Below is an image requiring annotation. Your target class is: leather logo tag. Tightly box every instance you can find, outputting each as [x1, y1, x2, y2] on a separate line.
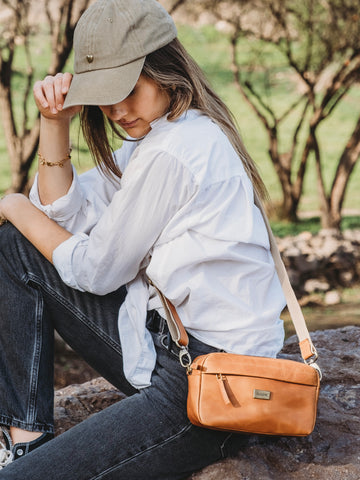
[253, 389, 271, 400]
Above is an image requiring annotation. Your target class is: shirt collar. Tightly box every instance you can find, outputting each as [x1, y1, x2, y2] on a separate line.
[150, 109, 201, 130]
[126, 109, 201, 142]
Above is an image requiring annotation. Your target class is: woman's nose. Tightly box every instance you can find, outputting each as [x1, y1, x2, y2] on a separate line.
[106, 102, 127, 121]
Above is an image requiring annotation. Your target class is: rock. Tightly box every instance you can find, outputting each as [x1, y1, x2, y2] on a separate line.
[277, 229, 360, 297]
[324, 290, 341, 305]
[338, 270, 355, 286]
[297, 231, 313, 242]
[298, 293, 324, 307]
[343, 229, 360, 243]
[54, 377, 126, 435]
[294, 254, 320, 274]
[287, 269, 301, 288]
[304, 278, 330, 293]
[54, 326, 360, 479]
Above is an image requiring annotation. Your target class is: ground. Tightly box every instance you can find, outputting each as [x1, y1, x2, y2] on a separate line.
[54, 340, 99, 389]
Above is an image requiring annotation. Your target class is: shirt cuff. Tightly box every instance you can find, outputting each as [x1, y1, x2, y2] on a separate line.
[29, 167, 84, 222]
[52, 233, 89, 291]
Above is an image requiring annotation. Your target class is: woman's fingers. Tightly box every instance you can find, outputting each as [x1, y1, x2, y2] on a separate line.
[33, 80, 49, 110]
[33, 73, 76, 119]
[41, 77, 55, 113]
[53, 73, 65, 111]
[54, 72, 74, 110]
[61, 72, 73, 95]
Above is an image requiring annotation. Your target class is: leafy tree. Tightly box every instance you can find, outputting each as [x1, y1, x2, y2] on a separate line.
[170, 0, 360, 229]
[0, 0, 90, 194]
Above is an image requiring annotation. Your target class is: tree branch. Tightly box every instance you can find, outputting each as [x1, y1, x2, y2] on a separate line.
[230, 32, 275, 131]
[312, 131, 332, 226]
[22, 34, 34, 135]
[329, 114, 360, 223]
[168, 0, 187, 15]
[292, 130, 313, 201]
[288, 99, 311, 161]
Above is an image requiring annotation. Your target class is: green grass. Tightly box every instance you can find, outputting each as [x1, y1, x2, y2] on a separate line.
[270, 215, 360, 237]
[1, 24, 360, 231]
[178, 26, 360, 217]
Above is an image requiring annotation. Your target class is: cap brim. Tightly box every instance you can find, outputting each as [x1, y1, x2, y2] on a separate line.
[63, 57, 145, 109]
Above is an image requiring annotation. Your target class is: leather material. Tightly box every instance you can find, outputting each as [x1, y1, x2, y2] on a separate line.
[187, 352, 320, 436]
[299, 338, 315, 360]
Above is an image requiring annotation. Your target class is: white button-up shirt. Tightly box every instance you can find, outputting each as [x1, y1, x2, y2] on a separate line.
[30, 109, 285, 388]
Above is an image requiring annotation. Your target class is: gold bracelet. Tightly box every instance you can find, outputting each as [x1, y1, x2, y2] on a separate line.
[38, 148, 72, 168]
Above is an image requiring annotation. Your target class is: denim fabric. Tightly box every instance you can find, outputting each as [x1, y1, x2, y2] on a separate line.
[0, 224, 243, 479]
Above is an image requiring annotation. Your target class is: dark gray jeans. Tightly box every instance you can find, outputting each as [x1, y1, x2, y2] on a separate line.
[0, 224, 242, 479]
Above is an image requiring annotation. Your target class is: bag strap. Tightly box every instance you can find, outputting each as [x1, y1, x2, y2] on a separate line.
[253, 193, 318, 364]
[149, 193, 319, 366]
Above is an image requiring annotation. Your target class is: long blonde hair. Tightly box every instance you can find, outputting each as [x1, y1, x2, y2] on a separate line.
[81, 38, 267, 199]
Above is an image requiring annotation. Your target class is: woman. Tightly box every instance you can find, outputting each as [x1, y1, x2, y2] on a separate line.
[0, 0, 285, 478]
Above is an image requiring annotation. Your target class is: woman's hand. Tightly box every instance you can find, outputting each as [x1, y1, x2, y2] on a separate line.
[0, 194, 72, 263]
[34, 73, 76, 205]
[33, 72, 81, 121]
[0, 194, 25, 226]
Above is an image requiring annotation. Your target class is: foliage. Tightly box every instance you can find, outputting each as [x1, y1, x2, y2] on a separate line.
[1, 1, 359, 234]
[171, 0, 360, 230]
[271, 215, 360, 238]
[0, 0, 90, 194]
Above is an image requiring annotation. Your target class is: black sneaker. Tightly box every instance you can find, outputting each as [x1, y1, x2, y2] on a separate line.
[0, 427, 54, 469]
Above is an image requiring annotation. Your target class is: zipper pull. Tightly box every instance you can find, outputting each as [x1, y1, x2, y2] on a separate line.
[216, 373, 231, 405]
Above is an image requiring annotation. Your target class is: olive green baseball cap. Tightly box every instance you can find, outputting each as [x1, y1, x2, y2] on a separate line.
[63, 0, 177, 109]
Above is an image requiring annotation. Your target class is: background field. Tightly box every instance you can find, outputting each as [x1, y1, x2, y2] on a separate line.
[0, 24, 359, 236]
[1, 21, 359, 387]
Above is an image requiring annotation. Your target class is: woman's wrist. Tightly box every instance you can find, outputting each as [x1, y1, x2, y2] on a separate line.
[39, 115, 72, 166]
[38, 148, 72, 168]
[40, 114, 71, 131]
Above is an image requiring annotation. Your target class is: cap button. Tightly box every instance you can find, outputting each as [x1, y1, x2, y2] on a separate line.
[86, 54, 94, 64]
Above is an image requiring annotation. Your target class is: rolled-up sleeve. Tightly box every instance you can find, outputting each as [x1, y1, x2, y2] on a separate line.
[29, 142, 136, 234]
[52, 151, 196, 295]
[52, 233, 89, 291]
[30, 167, 85, 223]
[29, 165, 121, 234]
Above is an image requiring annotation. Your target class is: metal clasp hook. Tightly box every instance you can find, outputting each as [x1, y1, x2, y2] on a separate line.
[179, 347, 192, 373]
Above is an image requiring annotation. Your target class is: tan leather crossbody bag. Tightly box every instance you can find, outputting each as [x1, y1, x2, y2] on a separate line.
[149, 195, 321, 436]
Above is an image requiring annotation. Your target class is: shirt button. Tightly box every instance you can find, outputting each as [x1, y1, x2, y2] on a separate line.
[16, 448, 24, 456]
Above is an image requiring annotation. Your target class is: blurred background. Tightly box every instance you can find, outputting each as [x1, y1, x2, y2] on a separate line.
[0, 0, 359, 388]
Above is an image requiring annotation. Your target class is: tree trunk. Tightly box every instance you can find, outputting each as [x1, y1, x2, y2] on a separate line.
[267, 129, 300, 221]
[325, 114, 360, 229]
[0, 82, 40, 194]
